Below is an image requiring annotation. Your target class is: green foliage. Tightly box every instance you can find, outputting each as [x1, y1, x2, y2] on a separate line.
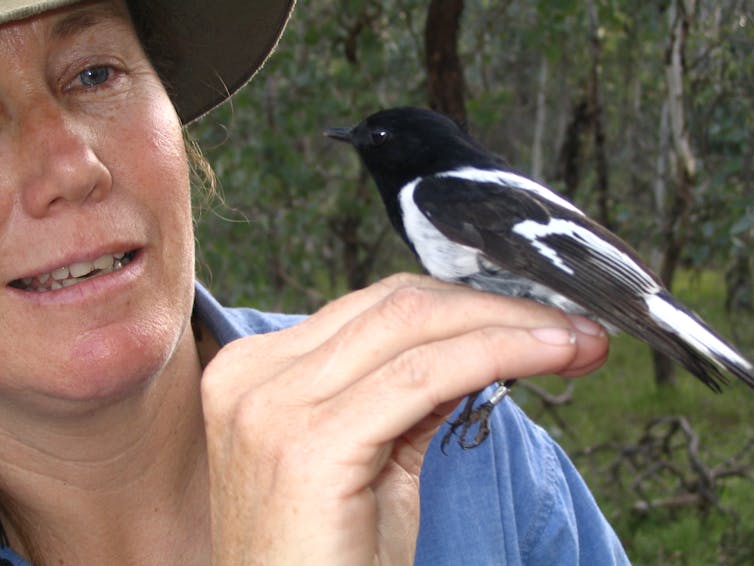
[517, 271, 754, 565]
[191, 0, 430, 310]
[192, 0, 753, 313]
[188, 1, 754, 561]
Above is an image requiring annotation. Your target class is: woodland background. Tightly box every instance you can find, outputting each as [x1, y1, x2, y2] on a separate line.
[190, 0, 754, 563]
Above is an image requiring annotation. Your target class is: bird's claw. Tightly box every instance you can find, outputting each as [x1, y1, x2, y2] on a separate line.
[441, 400, 495, 451]
[440, 380, 514, 452]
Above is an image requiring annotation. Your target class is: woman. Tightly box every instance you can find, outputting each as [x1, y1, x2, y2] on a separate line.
[0, 1, 628, 564]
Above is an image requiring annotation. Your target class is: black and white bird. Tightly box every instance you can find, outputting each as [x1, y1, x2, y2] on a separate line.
[325, 106, 754, 450]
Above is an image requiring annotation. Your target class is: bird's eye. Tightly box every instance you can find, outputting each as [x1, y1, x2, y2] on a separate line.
[369, 128, 390, 146]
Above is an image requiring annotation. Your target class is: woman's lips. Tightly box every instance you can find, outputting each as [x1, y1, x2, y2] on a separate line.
[9, 250, 137, 292]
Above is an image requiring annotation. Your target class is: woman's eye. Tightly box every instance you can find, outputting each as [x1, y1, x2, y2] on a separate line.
[78, 66, 111, 87]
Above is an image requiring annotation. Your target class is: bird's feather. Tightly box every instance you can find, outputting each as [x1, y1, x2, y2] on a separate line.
[409, 170, 753, 390]
[325, 106, 754, 409]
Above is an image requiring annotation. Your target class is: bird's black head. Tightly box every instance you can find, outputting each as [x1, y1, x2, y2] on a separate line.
[325, 107, 499, 202]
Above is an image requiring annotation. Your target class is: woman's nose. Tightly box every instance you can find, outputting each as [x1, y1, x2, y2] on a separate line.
[14, 101, 112, 218]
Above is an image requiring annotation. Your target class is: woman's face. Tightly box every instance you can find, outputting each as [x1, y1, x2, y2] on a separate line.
[0, 1, 196, 413]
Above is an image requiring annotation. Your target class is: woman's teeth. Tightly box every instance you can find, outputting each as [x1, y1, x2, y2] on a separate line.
[12, 252, 134, 292]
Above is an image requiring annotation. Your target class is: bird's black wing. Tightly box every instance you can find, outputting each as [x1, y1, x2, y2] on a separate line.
[412, 174, 749, 390]
[413, 174, 662, 298]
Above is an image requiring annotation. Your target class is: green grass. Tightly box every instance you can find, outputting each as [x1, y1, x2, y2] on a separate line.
[515, 270, 754, 565]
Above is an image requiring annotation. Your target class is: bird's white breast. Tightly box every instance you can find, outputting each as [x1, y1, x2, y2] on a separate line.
[399, 179, 480, 281]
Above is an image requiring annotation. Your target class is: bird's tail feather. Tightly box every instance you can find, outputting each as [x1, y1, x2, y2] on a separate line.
[644, 291, 754, 391]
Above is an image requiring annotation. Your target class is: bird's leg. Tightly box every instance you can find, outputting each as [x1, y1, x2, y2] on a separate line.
[441, 379, 516, 452]
[441, 390, 483, 454]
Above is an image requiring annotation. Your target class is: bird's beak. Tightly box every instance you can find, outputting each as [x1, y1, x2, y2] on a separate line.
[324, 127, 354, 143]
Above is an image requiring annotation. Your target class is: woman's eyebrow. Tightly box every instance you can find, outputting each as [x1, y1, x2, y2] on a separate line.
[51, 3, 128, 40]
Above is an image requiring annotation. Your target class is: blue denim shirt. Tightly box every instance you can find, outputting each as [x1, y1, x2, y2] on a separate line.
[0, 282, 630, 565]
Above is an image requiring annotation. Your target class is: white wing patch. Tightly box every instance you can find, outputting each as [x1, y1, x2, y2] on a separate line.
[399, 179, 480, 281]
[513, 217, 661, 292]
[516, 228, 574, 275]
[645, 294, 753, 370]
[438, 167, 585, 216]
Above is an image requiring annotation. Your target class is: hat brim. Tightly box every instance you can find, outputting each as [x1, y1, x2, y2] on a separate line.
[0, 0, 294, 124]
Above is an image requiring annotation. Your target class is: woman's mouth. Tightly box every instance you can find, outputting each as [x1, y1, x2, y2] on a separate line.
[9, 251, 137, 292]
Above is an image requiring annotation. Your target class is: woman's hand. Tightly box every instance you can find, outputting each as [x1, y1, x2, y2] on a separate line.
[201, 274, 608, 565]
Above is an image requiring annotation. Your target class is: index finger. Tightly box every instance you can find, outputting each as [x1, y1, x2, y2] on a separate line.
[260, 273, 466, 357]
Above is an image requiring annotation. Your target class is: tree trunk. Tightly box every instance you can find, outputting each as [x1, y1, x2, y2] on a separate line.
[653, 101, 670, 220]
[425, 0, 467, 127]
[653, 0, 698, 387]
[531, 56, 549, 180]
[329, 171, 387, 291]
[587, 0, 611, 229]
[725, 252, 753, 343]
[557, 97, 590, 200]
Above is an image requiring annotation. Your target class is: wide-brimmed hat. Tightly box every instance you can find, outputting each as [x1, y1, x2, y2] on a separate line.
[0, 0, 294, 124]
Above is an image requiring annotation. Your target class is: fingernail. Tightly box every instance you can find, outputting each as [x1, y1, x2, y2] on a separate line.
[530, 327, 576, 345]
[568, 315, 605, 337]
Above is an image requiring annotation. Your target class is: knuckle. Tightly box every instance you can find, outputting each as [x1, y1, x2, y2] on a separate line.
[476, 326, 506, 354]
[467, 327, 509, 375]
[386, 346, 435, 391]
[378, 285, 435, 329]
[200, 335, 280, 412]
[200, 354, 233, 410]
[200, 340, 245, 389]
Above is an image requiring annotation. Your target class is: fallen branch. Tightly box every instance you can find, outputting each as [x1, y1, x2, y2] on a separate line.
[574, 415, 754, 518]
